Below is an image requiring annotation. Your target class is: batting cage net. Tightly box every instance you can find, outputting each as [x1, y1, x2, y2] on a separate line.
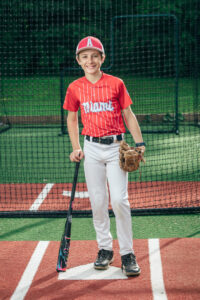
[0, 0, 199, 216]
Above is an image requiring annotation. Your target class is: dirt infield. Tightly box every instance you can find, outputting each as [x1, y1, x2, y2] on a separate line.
[1, 238, 199, 299]
[0, 181, 199, 213]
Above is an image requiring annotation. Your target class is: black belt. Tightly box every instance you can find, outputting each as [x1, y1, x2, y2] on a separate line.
[85, 134, 123, 145]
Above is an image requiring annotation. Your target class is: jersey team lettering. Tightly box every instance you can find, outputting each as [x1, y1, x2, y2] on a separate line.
[82, 100, 114, 114]
[63, 73, 133, 136]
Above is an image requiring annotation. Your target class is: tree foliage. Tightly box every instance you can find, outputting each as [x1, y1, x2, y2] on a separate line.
[0, 0, 199, 76]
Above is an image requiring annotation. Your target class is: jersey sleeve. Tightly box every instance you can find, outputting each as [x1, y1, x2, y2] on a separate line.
[63, 84, 80, 112]
[118, 80, 133, 109]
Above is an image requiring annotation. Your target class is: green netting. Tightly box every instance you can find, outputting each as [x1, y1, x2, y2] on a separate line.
[0, 0, 199, 216]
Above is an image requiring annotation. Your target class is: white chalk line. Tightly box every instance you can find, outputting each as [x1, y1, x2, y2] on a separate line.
[10, 241, 49, 300]
[148, 238, 168, 300]
[63, 190, 89, 198]
[10, 238, 168, 298]
[29, 183, 54, 211]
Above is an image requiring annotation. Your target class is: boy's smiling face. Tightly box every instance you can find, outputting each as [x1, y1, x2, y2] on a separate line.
[76, 49, 105, 76]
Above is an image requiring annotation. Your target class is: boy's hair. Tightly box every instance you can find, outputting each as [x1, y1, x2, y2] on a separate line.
[77, 51, 104, 59]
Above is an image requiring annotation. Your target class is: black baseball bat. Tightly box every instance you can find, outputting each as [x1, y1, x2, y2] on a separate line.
[56, 162, 80, 272]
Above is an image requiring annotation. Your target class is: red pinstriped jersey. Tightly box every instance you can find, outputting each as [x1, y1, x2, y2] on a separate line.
[63, 72, 132, 137]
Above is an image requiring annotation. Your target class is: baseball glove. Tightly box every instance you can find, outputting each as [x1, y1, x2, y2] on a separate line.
[119, 140, 145, 172]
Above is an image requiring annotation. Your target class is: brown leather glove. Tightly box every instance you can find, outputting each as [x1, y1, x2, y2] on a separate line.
[119, 140, 145, 172]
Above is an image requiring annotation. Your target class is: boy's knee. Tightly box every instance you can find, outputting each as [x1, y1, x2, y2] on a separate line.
[111, 194, 129, 212]
[90, 192, 108, 212]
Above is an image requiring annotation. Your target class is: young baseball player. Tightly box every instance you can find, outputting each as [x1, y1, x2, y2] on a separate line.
[63, 36, 146, 276]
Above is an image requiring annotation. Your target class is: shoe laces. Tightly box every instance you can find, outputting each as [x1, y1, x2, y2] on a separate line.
[122, 253, 136, 266]
[98, 249, 108, 259]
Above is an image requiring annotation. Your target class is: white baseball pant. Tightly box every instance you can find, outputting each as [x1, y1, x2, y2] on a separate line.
[83, 138, 134, 256]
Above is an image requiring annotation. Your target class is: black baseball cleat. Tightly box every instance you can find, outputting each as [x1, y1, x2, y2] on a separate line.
[121, 253, 141, 276]
[94, 249, 114, 270]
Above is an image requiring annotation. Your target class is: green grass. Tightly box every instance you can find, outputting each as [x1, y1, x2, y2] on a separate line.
[0, 215, 199, 241]
[0, 76, 199, 116]
[125, 77, 198, 114]
[0, 126, 199, 183]
[0, 128, 85, 183]
[0, 77, 61, 117]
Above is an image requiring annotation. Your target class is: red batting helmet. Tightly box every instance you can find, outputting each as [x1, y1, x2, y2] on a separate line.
[76, 36, 105, 55]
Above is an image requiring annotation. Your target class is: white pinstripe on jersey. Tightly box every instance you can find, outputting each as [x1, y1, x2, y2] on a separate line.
[63, 73, 132, 137]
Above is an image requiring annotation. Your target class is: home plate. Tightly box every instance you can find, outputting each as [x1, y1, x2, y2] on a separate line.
[58, 263, 128, 280]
